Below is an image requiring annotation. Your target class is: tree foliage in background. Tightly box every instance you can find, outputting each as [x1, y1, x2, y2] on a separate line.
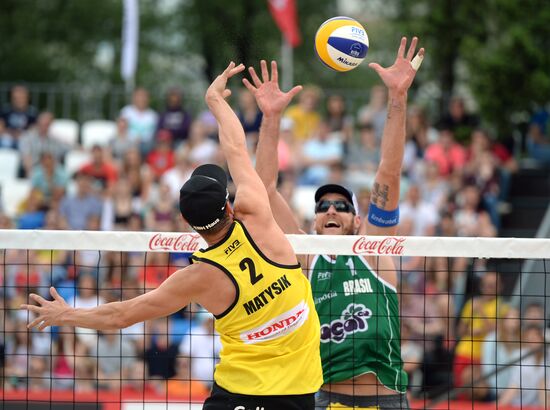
[0, 0, 122, 83]
[395, 0, 550, 136]
[461, 0, 550, 136]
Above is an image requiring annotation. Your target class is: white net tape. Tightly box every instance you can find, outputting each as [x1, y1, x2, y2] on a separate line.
[1, 229, 549, 258]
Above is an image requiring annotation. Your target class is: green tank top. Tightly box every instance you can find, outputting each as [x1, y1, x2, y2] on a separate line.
[309, 254, 407, 393]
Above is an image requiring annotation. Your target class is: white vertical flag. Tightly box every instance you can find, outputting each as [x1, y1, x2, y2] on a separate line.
[121, 0, 139, 90]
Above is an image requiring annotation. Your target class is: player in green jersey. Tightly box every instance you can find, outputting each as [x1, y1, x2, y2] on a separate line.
[243, 37, 424, 409]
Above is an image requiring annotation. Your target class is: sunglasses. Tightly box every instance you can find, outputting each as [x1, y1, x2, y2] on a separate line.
[315, 200, 356, 214]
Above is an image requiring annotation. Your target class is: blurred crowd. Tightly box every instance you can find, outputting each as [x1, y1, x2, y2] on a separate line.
[0, 83, 549, 405]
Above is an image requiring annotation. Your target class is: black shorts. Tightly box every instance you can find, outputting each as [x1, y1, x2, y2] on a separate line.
[203, 383, 316, 410]
[315, 389, 410, 410]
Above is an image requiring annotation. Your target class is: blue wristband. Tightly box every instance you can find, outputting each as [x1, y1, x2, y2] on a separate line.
[367, 203, 399, 227]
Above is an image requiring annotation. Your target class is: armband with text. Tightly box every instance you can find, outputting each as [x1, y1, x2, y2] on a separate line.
[367, 203, 399, 227]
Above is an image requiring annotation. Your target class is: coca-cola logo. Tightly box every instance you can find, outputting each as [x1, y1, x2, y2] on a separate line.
[320, 303, 372, 343]
[148, 233, 201, 252]
[352, 237, 405, 256]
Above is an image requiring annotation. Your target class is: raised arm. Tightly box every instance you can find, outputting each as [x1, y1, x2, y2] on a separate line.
[21, 263, 206, 331]
[243, 60, 304, 234]
[360, 37, 424, 236]
[205, 62, 272, 219]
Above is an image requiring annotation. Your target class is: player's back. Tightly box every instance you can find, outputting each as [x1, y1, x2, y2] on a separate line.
[191, 219, 322, 395]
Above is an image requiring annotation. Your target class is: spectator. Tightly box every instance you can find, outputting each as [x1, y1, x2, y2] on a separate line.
[79, 145, 118, 194]
[167, 357, 210, 398]
[109, 117, 137, 162]
[147, 129, 175, 180]
[298, 120, 343, 185]
[182, 120, 220, 166]
[424, 127, 467, 177]
[157, 87, 193, 145]
[120, 87, 158, 155]
[399, 185, 440, 237]
[1, 85, 38, 139]
[18, 112, 69, 177]
[284, 85, 322, 140]
[161, 150, 193, 201]
[59, 172, 102, 230]
[526, 122, 550, 167]
[236, 88, 262, 140]
[30, 152, 68, 205]
[144, 324, 179, 380]
[454, 184, 496, 237]
[325, 94, 354, 143]
[15, 188, 46, 230]
[523, 302, 546, 329]
[481, 307, 522, 400]
[100, 177, 142, 231]
[91, 331, 137, 391]
[439, 96, 480, 143]
[357, 85, 387, 142]
[0, 118, 16, 149]
[137, 252, 172, 291]
[178, 310, 221, 387]
[144, 182, 177, 231]
[66, 274, 105, 351]
[453, 271, 509, 401]
[417, 160, 449, 212]
[405, 105, 439, 159]
[120, 146, 153, 202]
[4, 321, 32, 389]
[345, 123, 380, 189]
[499, 324, 548, 407]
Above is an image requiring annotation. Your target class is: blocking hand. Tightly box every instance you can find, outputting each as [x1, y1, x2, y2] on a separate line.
[369, 36, 425, 95]
[205, 61, 246, 105]
[243, 60, 302, 117]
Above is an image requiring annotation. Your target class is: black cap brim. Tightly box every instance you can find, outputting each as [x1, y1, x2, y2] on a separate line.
[315, 184, 354, 203]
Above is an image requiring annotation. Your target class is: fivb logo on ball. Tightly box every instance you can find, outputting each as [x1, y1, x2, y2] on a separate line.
[315, 16, 369, 72]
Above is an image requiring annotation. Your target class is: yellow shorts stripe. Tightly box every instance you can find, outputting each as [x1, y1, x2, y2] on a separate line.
[329, 403, 379, 410]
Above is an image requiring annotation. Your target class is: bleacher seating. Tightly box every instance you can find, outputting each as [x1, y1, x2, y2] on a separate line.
[0, 149, 20, 182]
[50, 119, 80, 147]
[0, 178, 32, 217]
[81, 120, 117, 149]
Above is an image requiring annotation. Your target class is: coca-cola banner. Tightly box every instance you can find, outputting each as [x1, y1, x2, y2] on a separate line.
[148, 233, 203, 252]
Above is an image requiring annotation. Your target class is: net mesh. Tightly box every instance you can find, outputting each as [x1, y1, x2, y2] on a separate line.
[0, 231, 549, 410]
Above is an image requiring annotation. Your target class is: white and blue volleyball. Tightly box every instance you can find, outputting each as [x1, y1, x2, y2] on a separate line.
[314, 16, 369, 72]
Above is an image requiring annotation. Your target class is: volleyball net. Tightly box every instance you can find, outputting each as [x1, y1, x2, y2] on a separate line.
[0, 230, 549, 410]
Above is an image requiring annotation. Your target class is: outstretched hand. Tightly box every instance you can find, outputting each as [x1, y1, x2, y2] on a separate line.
[21, 287, 71, 331]
[369, 36, 425, 95]
[205, 61, 246, 104]
[243, 60, 302, 117]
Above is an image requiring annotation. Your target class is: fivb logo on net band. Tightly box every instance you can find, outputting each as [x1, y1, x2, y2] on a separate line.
[148, 233, 201, 252]
[240, 301, 309, 344]
[352, 236, 405, 256]
[320, 303, 372, 344]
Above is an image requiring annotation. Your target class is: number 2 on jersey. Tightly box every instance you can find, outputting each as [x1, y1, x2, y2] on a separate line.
[240, 257, 264, 285]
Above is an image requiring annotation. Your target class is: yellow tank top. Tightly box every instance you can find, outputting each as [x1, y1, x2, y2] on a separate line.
[191, 220, 322, 396]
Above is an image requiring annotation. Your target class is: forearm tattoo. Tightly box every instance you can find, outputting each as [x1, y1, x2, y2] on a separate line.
[371, 182, 390, 209]
[387, 98, 404, 120]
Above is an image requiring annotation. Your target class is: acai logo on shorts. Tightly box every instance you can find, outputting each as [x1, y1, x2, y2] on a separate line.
[320, 303, 372, 343]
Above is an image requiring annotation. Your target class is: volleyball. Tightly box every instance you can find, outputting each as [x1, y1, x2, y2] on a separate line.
[314, 16, 369, 72]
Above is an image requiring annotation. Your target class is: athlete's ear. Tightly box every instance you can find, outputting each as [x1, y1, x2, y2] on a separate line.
[353, 214, 361, 234]
[225, 201, 234, 217]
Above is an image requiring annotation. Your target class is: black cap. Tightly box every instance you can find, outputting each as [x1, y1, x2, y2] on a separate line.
[315, 184, 354, 203]
[315, 184, 360, 214]
[179, 164, 229, 231]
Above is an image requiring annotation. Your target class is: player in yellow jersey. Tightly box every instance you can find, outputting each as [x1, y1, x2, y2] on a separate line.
[21, 62, 323, 410]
